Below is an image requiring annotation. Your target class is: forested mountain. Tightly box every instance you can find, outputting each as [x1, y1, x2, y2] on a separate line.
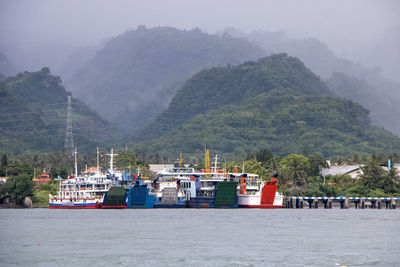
[130, 54, 400, 159]
[0, 68, 115, 154]
[66, 26, 267, 132]
[224, 29, 400, 136]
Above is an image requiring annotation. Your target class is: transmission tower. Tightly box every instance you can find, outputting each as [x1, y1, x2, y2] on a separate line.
[64, 95, 74, 152]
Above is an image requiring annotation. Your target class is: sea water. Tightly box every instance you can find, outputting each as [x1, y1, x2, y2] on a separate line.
[0, 209, 399, 266]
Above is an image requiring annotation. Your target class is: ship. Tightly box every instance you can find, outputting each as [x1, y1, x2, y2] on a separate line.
[156, 153, 237, 208]
[180, 175, 238, 208]
[153, 179, 187, 208]
[49, 172, 112, 209]
[125, 178, 156, 208]
[237, 173, 284, 208]
[49, 147, 126, 209]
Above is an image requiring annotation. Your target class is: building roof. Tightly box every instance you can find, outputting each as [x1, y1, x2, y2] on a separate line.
[82, 167, 98, 174]
[321, 165, 364, 176]
[149, 164, 175, 173]
[40, 172, 50, 178]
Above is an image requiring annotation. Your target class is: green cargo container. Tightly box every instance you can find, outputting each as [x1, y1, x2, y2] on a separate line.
[214, 181, 238, 208]
[102, 187, 126, 208]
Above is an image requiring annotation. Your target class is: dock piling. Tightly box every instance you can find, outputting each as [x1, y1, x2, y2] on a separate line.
[313, 197, 318, 208]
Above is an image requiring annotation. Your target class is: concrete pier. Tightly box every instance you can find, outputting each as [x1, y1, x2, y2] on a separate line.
[287, 197, 399, 209]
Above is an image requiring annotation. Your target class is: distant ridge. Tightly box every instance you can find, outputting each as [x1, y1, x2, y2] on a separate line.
[130, 54, 400, 158]
[66, 26, 267, 132]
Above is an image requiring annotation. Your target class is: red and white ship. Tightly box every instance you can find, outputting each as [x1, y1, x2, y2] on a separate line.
[238, 174, 284, 208]
[49, 173, 112, 209]
[49, 148, 117, 209]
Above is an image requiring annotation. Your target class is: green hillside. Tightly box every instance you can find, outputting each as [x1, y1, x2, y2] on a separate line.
[225, 29, 400, 136]
[0, 68, 115, 154]
[131, 54, 400, 159]
[66, 26, 267, 132]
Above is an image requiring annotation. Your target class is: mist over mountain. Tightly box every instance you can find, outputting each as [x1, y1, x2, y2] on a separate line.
[130, 54, 400, 159]
[0, 52, 20, 76]
[0, 42, 79, 79]
[0, 68, 115, 154]
[221, 28, 400, 136]
[66, 26, 267, 132]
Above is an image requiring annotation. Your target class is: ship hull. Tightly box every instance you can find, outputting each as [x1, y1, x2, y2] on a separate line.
[238, 204, 284, 208]
[153, 203, 186, 208]
[238, 193, 284, 209]
[49, 201, 99, 209]
[99, 204, 127, 209]
[187, 197, 215, 208]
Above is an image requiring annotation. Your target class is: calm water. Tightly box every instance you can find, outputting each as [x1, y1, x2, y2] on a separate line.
[0, 209, 399, 266]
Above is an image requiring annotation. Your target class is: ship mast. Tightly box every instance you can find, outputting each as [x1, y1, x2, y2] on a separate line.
[96, 147, 100, 173]
[179, 152, 183, 168]
[213, 154, 219, 173]
[107, 148, 118, 173]
[73, 147, 79, 177]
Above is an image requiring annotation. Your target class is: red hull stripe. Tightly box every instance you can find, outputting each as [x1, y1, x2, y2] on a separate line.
[49, 205, 97, 209]
[238, 204, 284, 209]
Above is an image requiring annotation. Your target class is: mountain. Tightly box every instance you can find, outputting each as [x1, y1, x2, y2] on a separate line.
[223, 29, 400, 136]
[56, 45, 100, 81]
[326, 72, 400, 135]
[0, 52, 20, 76]
[130, 54, 400, 159]
[0, 68, 115, 154]
[66, 26, 267, 133]
[224, 29, 380, 80]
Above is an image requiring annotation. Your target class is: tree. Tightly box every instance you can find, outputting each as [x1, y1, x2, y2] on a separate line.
[1, 154, 8, 168]
[360, 156, 386, 191]
[0, 173, 34, 203]
[115, 152, 138, 171]
[381, 167, 400, 194]
[280, 154, 310, 186]
[255, 148, 273, 165]
[306, 153, 328, 177]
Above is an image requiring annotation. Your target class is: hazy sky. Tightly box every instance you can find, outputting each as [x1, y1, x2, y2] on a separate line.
[0, 0, 399, 70]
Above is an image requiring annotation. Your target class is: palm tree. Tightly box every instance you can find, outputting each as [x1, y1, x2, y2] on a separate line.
[360, 157, 385, 189]
[280, 154, 309, 186]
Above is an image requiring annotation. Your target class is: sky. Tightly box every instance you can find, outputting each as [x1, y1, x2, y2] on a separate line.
[0, 0, 399, 76]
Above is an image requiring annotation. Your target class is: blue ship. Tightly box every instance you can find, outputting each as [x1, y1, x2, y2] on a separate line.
[125, 178, 155, 208]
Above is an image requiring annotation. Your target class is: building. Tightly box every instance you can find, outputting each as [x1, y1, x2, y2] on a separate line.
[33, 171, 51, 185]
[321, 165, 365, 179]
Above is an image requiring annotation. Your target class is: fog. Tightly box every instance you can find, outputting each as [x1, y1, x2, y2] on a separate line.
[0, 0, 399, 81]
